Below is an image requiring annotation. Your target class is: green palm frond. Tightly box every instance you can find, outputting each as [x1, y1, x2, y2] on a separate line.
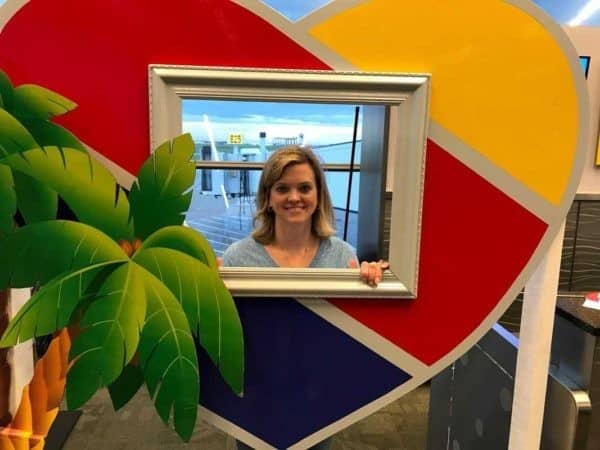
[0, 108, 38, 156]
[0, 69, 87, 227]
[12, 84, 76, 120]
[139, 225, 218, 270]
[0, 147, 133, 240]
[0, 220, 127, 289]
[134, 247, 244, 394]
[0, 70, 14, 110]
[108, 363, 144, 411]
[67, 262, 146, 409]
[129, 134, 195, 240]
[137, 268, 199, 442]
[0, 261, 125, 347]
[0, 115, 85, 225]
[0, 164, 15, 235]
[20, 117, 85, 151]
[12, 170, 57, 224]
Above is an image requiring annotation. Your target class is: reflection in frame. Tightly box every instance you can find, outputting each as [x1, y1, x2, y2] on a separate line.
[149, 65, 430, 298]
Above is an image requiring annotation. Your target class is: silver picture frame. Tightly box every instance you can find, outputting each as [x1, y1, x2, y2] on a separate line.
[149, 65, 430, 298]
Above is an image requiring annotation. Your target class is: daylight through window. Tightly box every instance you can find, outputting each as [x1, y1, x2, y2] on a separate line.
[182, 99, 363, 255]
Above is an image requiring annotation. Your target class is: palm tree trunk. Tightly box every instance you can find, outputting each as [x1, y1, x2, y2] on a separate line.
[0, 288, 12, 426]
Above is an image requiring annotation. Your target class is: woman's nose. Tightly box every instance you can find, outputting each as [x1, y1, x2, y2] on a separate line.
[288, 189, 300, 201]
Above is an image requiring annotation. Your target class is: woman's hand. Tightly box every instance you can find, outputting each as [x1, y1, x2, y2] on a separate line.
[348, 259, 389, 287]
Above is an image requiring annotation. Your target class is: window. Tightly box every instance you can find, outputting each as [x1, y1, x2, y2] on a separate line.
[182, 99, 362, 252]
[149, 65, 429, 298]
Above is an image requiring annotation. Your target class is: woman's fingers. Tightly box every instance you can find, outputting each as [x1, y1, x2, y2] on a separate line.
[372, 262, 381, 286]
[360, 261, 377, 286]
[217, 257, 223, 268]
[359, 260, 389, 286]
[360, 261, 370, 283]
[348, 258, 359, 269]
[370, 262, 379, 286]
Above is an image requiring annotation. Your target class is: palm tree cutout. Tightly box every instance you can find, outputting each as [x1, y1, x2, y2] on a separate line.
[0, 70, 244, 442]
[0, 69, 88, 231]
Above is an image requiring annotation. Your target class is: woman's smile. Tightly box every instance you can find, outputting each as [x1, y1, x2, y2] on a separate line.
[284, 204, 305, 211]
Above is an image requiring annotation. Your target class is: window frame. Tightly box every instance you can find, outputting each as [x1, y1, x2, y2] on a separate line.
[149, 64, 430, 298]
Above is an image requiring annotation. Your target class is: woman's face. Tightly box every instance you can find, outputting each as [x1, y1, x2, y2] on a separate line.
[268, 162, 318, 228]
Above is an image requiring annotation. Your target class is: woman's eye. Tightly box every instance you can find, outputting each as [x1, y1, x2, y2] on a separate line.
[275, 186, 288, 193]
[299, 186, 312, 193]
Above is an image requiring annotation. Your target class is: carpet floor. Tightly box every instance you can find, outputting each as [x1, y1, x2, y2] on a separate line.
[59, 384, 430, 450]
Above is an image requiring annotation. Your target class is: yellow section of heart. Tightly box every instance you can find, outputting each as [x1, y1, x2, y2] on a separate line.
[310, 0, 581, 206]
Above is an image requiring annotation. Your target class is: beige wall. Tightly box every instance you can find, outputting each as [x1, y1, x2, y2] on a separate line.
[564, 26, 600, 194]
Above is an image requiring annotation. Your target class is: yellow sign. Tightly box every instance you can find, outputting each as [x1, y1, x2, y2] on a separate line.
[228, 133, 243, 145]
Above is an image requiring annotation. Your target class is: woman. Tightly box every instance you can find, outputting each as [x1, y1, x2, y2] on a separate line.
[222, 145, 387, 285]
[224, 145, 387, 450]
[222, 145, 387, 450]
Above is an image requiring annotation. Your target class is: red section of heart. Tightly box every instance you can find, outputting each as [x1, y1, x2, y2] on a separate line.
[0, 0, 329, 173]
[332, 140, 548, 365]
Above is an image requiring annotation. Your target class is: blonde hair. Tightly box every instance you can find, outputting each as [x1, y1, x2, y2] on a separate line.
[252, 145, 336, 245]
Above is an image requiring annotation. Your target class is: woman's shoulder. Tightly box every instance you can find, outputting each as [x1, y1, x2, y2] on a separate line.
[222, 237, 273, 267]
[222, 236, 258, 259]
[224, 236, 259, 252]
